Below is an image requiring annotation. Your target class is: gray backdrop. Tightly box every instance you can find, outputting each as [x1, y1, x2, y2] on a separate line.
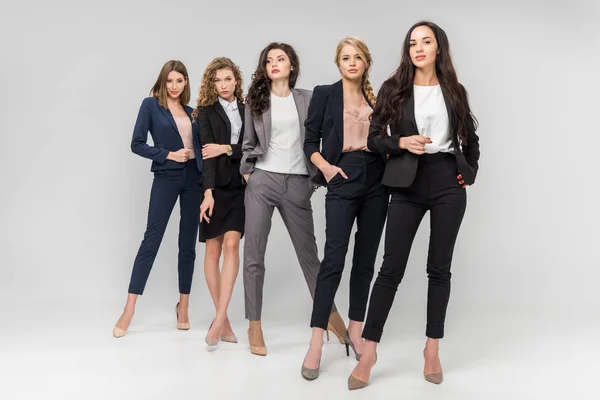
[1, 1, 599, 391]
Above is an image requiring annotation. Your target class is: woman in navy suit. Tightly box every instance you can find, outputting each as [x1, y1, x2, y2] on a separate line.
[194, 57, 246, 347]
[113, 60, 203, 338]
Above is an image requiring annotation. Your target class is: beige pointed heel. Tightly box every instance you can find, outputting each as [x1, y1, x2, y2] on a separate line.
[112, 326, 127, 338]
[205, 321, 220, 347]
[175, 303, 190, 330]
[423, 348, 443, 384]
[327, 311, 346, 344]
[221, 334, 238, 343]
[248, 320, 267, 356]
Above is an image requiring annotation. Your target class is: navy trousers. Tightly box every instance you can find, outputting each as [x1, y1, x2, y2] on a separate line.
[128, 160, 201, 295]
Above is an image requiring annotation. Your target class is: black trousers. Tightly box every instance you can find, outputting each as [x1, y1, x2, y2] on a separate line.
[128, 160, 201, 295]
[310, 151, 388, 329]
[362, 152, 467, 341]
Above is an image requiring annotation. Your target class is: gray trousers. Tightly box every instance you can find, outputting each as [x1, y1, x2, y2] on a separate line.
[243, 168, 337, 320]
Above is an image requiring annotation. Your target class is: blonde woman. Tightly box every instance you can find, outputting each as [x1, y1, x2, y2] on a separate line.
[301, 37, 388, 379]
[194, 57, 245, 347]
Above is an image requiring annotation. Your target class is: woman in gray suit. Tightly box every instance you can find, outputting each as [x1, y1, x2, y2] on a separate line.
[241, 42, 346, 356]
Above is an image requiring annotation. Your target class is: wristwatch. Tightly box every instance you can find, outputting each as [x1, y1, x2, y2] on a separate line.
[226, 145, 233, 157]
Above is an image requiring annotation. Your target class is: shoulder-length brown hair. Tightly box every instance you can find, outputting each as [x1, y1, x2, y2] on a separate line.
[246, 42, 300, 117]
[150, 60, 191, 109]
[193, 57, 244, 119]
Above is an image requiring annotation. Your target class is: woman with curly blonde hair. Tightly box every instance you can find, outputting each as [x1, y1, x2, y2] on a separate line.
[194, 57, 245, 348]
[300, 37, 388, 380]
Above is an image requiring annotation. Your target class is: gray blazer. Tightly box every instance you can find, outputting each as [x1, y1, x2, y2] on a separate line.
[240, 88, 318, 178]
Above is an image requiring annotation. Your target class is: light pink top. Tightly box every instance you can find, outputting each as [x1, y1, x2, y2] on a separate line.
[343, 99, 373, 152]
[174, 116, 195, 159]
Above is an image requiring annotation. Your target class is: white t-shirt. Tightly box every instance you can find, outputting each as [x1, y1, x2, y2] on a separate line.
[255, 92, 308, 175]
[414, 84, 454, 154]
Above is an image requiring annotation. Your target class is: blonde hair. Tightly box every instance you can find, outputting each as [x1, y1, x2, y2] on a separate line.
[150, 60, 190, 109]
[334, 37, 376, 106]
[193, 57, 244, 119]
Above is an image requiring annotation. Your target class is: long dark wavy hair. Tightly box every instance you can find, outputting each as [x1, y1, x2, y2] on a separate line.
[373, 21, 477, 143]
[246, 42, 300, 116]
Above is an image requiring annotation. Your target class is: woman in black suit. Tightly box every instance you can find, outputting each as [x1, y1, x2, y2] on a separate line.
[348, 21, 480, 389]
[301, 37, 388, 380]
[194, 57, 245, 347]
[113, 60, 202, 338]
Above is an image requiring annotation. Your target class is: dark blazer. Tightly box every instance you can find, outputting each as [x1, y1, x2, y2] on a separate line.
[304, 80, 379, 186]
[131, 97, 202, 173]
[240, 88, 318, 179]
[197, 101, 245, 189]
[367, 83, 480, 187]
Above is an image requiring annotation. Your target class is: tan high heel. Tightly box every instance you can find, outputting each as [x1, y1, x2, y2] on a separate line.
[327, 311, 346, 344]
[248, 320, 267, 356]
[175, 303, 190, 330]
[112, 326, 127, 338]
[347, 352, 377, 390]
[343, 330, 362, 361]
[423, 349, 443, 384]
[205, 320, 220, 347]
[220, 318, 238, 343]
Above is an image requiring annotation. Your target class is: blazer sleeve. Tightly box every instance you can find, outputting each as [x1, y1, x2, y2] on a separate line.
[460, 85, 480, 181]
[240, 105, 258, 175]
[198, 108, 217, 189]
[303, 85, 327, 159]
[366, 83, 406, 155]
[130, 99, 170, 163]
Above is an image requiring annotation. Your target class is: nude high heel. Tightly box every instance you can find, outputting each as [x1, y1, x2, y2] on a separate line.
[176, 303, 190, 330]
[248, 320, 267, 356]
[112, 327, 127, 338]
[326, 311, 346, 344]
[423, 348, 443, 384]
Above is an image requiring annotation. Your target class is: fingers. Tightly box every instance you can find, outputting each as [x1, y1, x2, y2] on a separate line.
[413, 136, 432, 144]
[208, 203, 214, 217]
[338, 168, 348, 179]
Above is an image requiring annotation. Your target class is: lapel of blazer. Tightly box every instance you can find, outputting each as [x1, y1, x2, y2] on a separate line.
[214, 102, 232, 143]
[292, 88, 307, 142]
[404, 91, 418, 134]
[238, 102, 245, 144]
[159, 104, 180, 135]
[329, 80, 344, 144]
[439, 85, 457, 143]
[261, 104, 272, 146]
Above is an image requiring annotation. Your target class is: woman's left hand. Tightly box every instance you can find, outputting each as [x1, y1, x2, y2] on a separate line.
[457, 174, 467, 189]
[202, 144, 228, 159]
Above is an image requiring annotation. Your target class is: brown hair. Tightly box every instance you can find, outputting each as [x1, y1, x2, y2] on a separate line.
[193, 57, 244, 119]
[335, 36, 376, 106]
[150, 60, 191, 109]
[246, 42, 300, 116]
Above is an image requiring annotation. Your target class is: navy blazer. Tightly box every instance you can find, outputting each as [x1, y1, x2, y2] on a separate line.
[304, 80, 379, 186]
[367, 82, 480, 187]
[131, 97, 203, 174]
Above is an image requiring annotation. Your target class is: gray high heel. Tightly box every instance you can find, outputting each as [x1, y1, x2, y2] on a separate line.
[343, 330, 361, 361]
[301, 358, 320, 381]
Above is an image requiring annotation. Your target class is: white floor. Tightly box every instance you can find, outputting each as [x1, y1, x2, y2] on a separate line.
[1, 302, 598, 400]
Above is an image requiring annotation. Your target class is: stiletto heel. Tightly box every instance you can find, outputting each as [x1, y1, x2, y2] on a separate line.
[175, 302, 190, 330]
[343, 330, 361, 361]
[326, 329, 330, 341]
[345, 342, 350, 357]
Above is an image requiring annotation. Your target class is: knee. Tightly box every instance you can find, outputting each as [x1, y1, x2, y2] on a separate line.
[223, 237, 240, 256]
[426, 265, 452, 283]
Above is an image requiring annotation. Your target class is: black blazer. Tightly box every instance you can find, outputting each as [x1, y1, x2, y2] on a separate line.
[367, 83, 480, 187]
[304, 80, 379, 186]
[131, 97, 202, 173]
[197, 101, 245, 189]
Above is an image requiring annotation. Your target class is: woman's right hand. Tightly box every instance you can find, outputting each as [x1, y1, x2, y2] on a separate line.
[399, 135, 433, 155]
[168, 149, 191, 162]
[200, 191, 214, 223]
[243, 173, 250, 183]
[321, 163, 348, 183]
